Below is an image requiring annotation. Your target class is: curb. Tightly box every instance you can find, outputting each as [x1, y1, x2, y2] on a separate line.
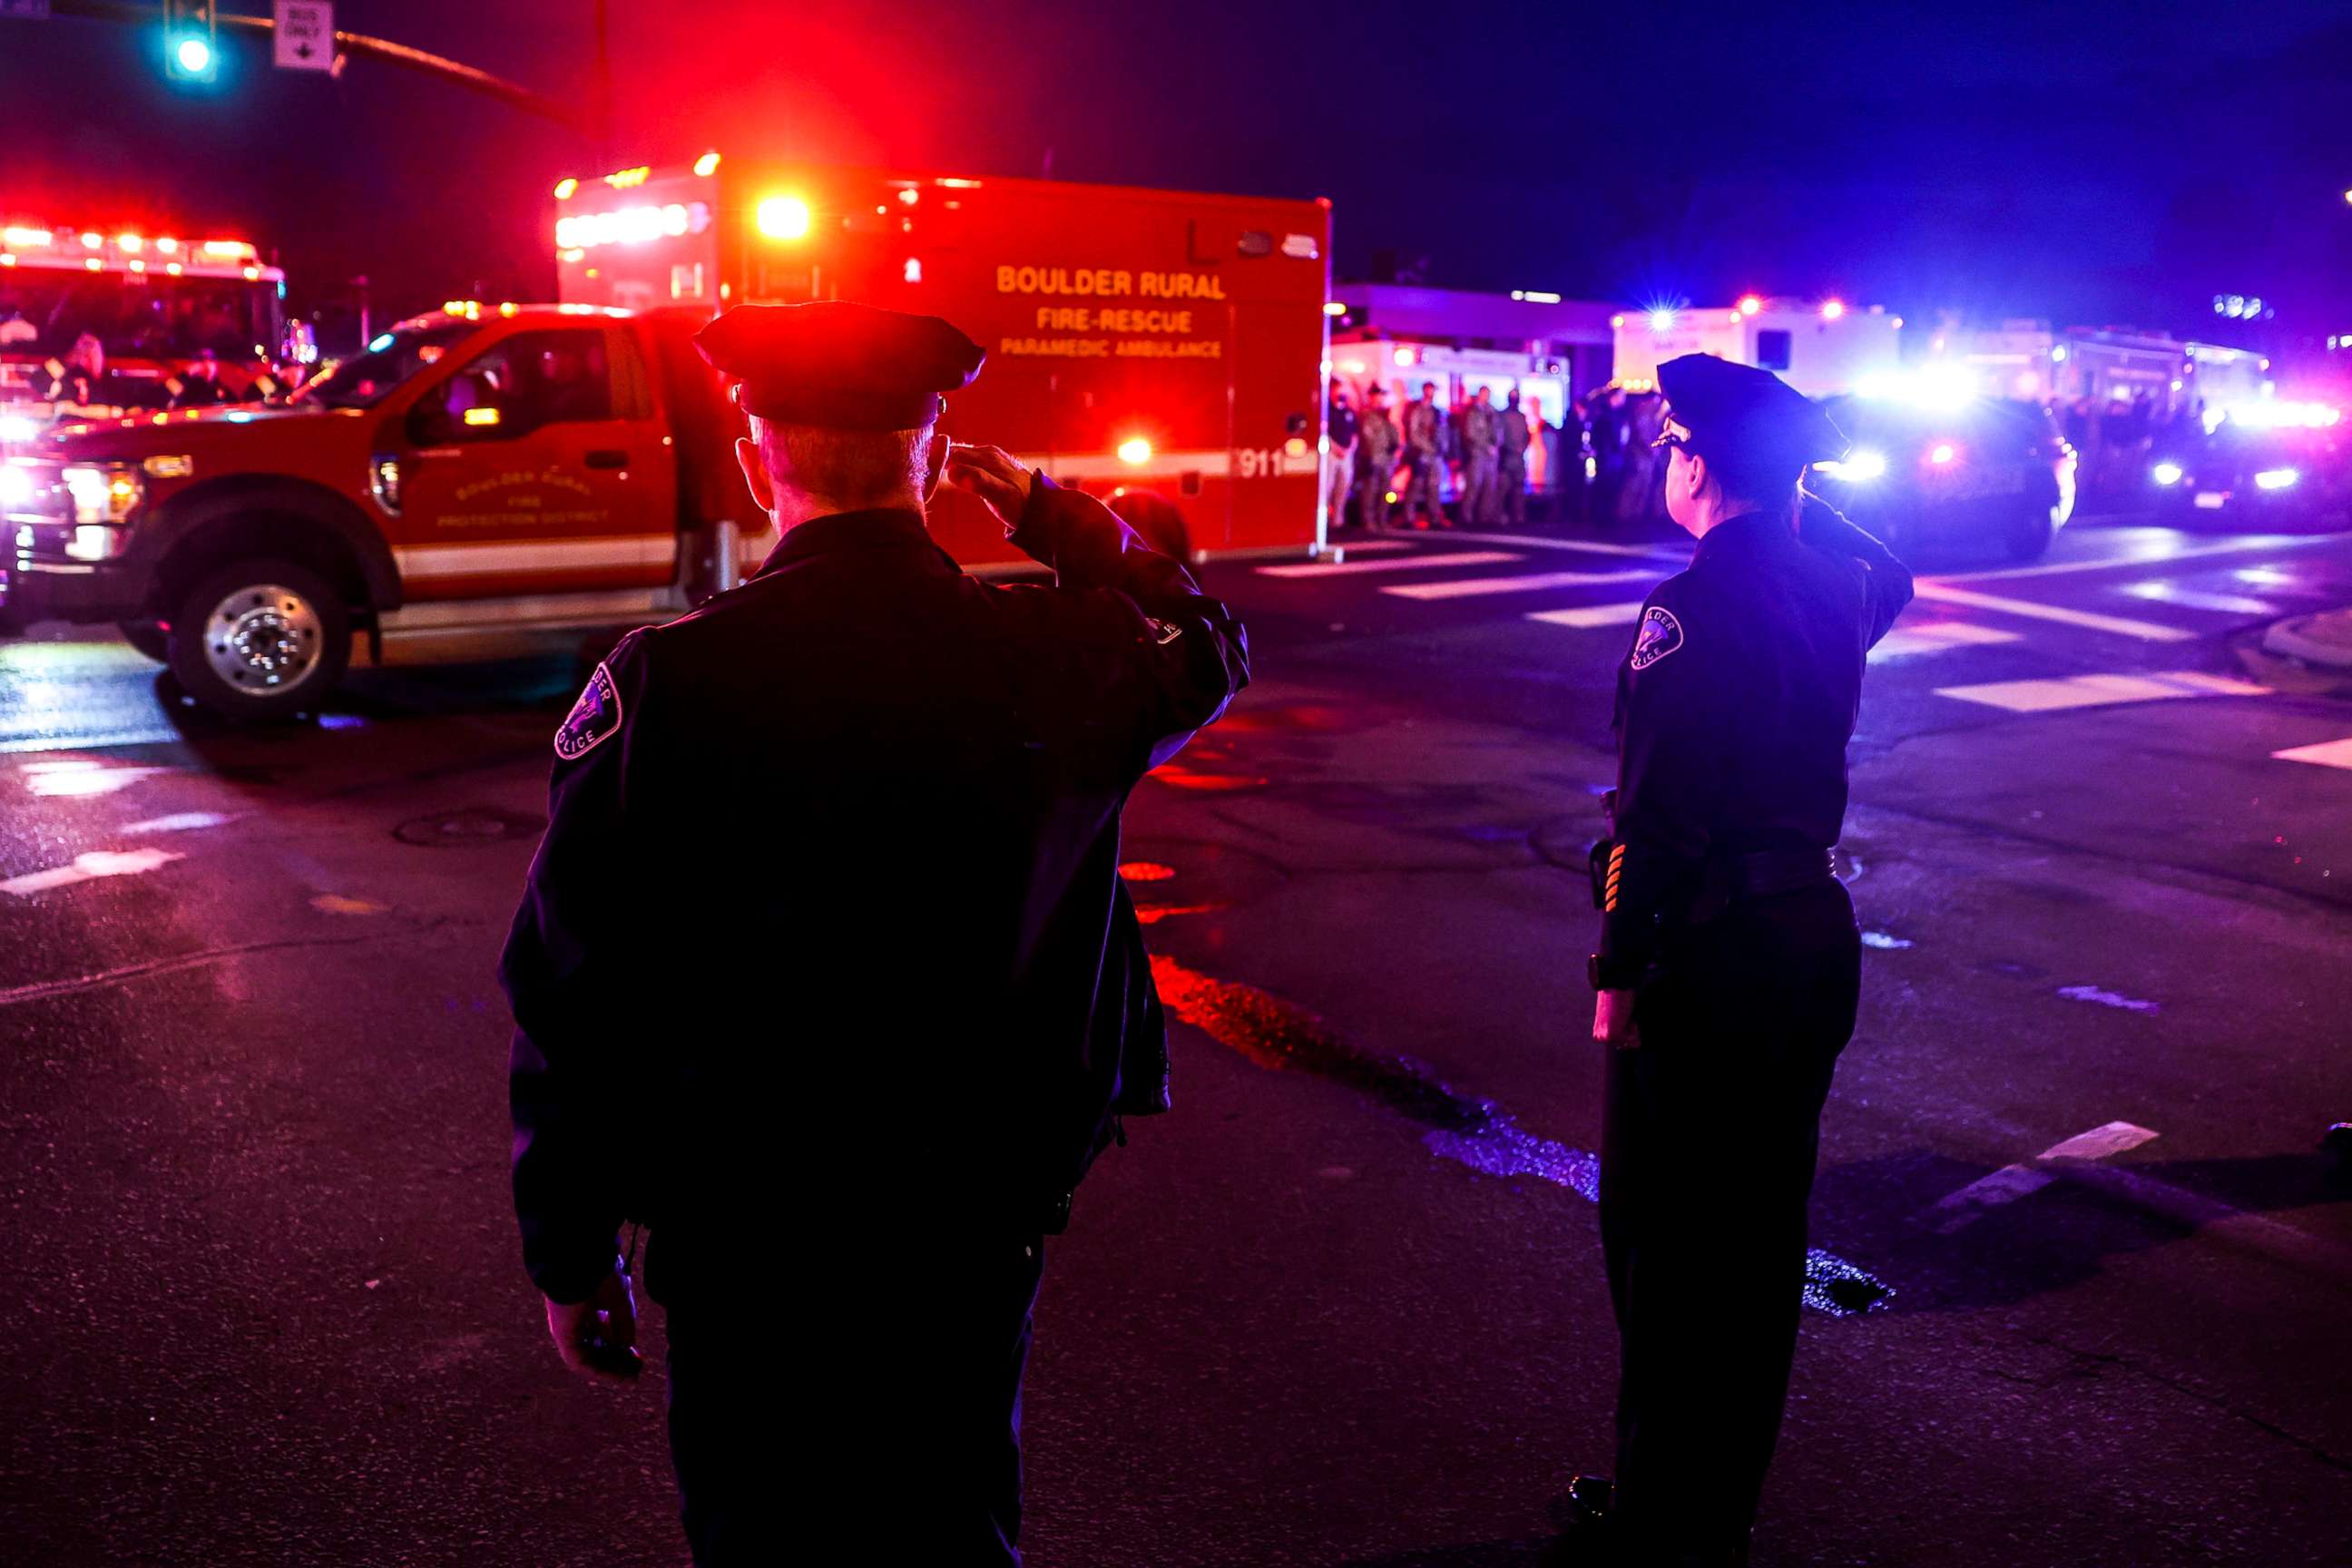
[2261, 612, 2352, 671]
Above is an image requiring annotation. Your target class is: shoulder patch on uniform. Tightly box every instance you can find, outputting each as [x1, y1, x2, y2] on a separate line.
[1630, 604, 1685, 671]
[554, 662, 624, 760]
[1142, 615, 1183, 646]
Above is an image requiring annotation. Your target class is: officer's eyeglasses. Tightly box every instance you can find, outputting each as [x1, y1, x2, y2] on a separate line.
[1652, 419, 1690, 453]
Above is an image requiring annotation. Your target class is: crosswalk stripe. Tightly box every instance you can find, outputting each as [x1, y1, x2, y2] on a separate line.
[1446, 529, 1686, 560]
[1257, 550, 1523, 579]
[1527, 602, 1645, 630]
[1936, 532, 2338, 583]
[2114, 583, 2281, 615]
[1383, 568, 1656, 601]
[1909, 583, 2199, 641]
[1935, 671, 2271, 712]
[2272, 737, 2352, 770]
[1867, 621, 2022, 662]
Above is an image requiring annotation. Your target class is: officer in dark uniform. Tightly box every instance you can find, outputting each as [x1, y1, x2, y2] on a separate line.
[165, 348, 236, 410]
[498, 300, 1250, 1565]
[1563, 354, 1911, 1566]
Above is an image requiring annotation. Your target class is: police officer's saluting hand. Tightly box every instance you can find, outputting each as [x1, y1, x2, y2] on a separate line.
[497, 301, 1248, 1566]
[1563, 354, 1910, 1566]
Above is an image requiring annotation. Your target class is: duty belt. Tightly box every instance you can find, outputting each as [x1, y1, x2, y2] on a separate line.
[1725, 847, 1839, 900]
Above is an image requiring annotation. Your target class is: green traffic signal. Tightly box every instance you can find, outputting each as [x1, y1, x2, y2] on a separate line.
[162, 0, 218, 83]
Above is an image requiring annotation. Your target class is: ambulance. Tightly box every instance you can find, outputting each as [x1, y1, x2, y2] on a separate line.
[1609, 298, 1903, 398]
[553, 156, 1333, 569]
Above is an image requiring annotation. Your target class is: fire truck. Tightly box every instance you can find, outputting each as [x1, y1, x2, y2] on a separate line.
[553, 156, 1333, 568]
[0, 221, 287, 438]
[0, 164, 1330, 721]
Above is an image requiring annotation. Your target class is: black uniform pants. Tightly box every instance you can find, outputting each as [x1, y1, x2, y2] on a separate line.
[1599, 883, 1861, 1565]
[663, 1230, 1047, 1564]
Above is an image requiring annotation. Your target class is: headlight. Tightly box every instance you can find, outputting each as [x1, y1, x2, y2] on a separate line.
[0, 463, 34, 508]
[2151, 461, 2183, 486]
[1815, 448, 1887, 482]
[0, 415, 37, 444]
[62, 465, 141, 524]
[2254, 467, 2299, 491]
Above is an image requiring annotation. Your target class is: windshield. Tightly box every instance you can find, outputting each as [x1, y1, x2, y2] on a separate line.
[297, 321, 480, 409]
[0, 268, 281, 362]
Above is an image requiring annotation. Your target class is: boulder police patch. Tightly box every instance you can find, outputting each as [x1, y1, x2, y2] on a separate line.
[1629, 605, 1685, 671]
[554, 662, 624, 760]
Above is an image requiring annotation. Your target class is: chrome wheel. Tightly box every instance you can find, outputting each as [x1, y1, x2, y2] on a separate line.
[201, 583, 325, 693]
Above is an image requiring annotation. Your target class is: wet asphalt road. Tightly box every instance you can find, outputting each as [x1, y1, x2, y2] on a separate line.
[3, 508, 2350, 1566]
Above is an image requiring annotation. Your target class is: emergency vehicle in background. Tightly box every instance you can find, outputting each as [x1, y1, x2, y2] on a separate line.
[553, 155, 1332, 568]
[1609, 297, 1902, 397]
[0, 220, 287, 437]
[1916, 318, 2270, 413]
[1325, 284, 1617, 426]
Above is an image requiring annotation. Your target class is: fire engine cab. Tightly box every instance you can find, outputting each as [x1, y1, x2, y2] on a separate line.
[0, 221, 287, 439]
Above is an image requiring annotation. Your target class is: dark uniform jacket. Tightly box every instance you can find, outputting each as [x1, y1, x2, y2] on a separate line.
[1597, 496, 1910, 985]
[500, 479, 1250, 1302]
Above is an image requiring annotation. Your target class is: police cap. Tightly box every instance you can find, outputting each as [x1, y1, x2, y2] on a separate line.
[1658, 353, 1846, 470]
[693, 301, 986, 431]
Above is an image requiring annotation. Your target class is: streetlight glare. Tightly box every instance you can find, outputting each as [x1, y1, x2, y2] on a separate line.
[174, 36, 211, 74]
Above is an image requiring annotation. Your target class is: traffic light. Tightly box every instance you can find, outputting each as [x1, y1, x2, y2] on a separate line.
[162, 0, 218, 83]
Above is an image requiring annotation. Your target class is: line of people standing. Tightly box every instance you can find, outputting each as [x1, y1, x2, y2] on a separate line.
[1332, 377, 1682, 533]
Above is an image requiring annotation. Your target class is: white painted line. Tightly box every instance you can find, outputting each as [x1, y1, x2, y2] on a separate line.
[2273, 737, 2352, 771]
[1446, 529, 1687, 560]
[1, 848, 185, 897]
[1934, 532, 2337, 584]
[2041, 1121, 2161, 1161]
[1909, 583, 2200, 641]
[1934, 670, 2271, 712]
[1920, 1120, 2161, 1233]
[1317, 540, 1416, 558]
[2115, 582, 2281, 615]
[19, 760, 171, 798]
[1382, 568, 1655, 601]
[1257, 550, 1523, 579]
[122, 812, 231, 835]
[1867, 620, 2023, 662]
[1527, 602, 1645, 630]
[2058, 985, 2161, 1014]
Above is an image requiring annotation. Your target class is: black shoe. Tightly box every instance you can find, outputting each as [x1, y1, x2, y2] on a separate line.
[2326, 1123, 2352, 1185]
[1538, 1475, 1619, 1564]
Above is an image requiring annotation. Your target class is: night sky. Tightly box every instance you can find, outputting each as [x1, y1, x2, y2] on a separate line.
[5, 1, 2349, 352]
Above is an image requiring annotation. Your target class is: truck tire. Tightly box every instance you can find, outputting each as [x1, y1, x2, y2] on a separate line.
[166, 560, 350, 722]
[117, 620, 171, 663]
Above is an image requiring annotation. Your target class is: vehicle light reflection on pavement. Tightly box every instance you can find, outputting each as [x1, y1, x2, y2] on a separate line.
[1149, 953, 1895, 1316]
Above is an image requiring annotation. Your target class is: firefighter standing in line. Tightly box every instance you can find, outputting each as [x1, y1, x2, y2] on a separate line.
[39, 333, 108, 410]
[1404, 379, 1448, 527]
[499, 300, 1250, 1566]
[165, 348, 236, 410]
[1561, 353, 1911, 1567]
[1358, 386, 1401, 531]
[1459, 385, 1501, 526]
[1327, 377, 1360, 532]
[1498, 389, 1534, 527]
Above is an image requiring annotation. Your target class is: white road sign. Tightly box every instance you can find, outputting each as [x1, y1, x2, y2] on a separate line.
[273, 0, 333, 71]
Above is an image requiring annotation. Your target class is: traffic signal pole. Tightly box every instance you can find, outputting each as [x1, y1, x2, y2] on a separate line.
[50, 0, 603, 142]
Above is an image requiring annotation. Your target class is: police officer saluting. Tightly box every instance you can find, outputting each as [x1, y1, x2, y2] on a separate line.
[499, 301, 1249, 1564]
[1563, 354, 1910, 1565]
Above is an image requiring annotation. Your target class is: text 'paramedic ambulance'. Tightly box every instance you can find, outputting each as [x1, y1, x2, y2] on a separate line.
[554, 156, 1333, 568]
[0, 220, 288, 435]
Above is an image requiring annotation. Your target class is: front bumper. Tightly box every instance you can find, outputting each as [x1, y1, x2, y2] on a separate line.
[0, 558, 149, 631]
